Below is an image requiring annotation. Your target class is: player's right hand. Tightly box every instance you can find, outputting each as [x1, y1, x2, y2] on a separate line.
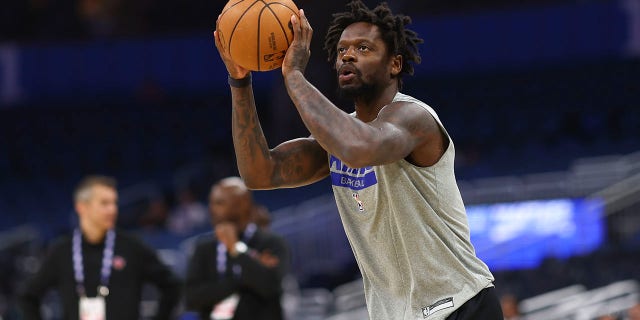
[214, 16, 249, 80]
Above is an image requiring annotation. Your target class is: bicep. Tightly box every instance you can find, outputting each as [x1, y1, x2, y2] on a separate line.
[261, 138, 329, 189]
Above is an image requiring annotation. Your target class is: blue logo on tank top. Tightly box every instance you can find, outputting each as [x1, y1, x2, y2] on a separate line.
[329, 155, 377, 190]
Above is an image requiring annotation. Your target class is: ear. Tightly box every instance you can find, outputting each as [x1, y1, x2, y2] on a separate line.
[75, 202, 85, 217]
[390, 54, 402, 76]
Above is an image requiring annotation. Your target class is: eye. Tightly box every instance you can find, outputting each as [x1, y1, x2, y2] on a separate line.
[337, 47, 346, 54]
[358, 45, 370, 51]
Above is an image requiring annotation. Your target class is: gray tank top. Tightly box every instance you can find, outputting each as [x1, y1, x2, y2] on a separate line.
[329, 92, 494, 320]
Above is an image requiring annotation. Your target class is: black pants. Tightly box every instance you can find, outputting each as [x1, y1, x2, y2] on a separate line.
[445, 287, 503, 320]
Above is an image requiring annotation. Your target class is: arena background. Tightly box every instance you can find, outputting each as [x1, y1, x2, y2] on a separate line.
[1, 0, 639, 319]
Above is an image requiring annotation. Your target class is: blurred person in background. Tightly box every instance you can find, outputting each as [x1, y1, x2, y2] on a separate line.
[629, 302, 640, 320]
[166, 187, 209, 235]
[184, 177, 289, 320]
[213, 0, 501, 319]
[251, 204, 272, 231]
[500, 294, 521, 320]
[138, 195, 171, 231]
[19, 175, 181, 320]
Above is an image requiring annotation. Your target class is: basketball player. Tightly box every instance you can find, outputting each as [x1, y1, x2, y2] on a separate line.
[213, 1, 502, 319]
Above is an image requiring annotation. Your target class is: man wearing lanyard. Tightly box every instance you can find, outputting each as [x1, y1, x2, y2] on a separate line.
[184, 177, 290, 320]
[19, 175, 181, 320]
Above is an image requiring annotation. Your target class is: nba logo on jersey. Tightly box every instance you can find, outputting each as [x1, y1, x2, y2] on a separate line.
[329, 155, 378, 191]
[352, 193, 364, 211]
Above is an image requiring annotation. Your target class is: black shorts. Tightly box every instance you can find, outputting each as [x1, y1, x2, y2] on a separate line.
[445, 286, 503, 320]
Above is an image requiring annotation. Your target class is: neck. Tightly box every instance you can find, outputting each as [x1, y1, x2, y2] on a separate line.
[80, 221, 108, 244]
[354, 84, 398, 122]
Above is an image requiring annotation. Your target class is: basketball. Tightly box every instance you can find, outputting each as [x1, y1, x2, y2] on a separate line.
[217, 0, 299, 71]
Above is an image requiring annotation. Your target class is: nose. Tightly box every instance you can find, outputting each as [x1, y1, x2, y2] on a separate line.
[107, 202, 118, 215]
[341, 47, 356, 62]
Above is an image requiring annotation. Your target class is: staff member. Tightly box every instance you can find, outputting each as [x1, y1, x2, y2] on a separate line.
[185, 177, 289, 320]
[19, 175, 181, 320]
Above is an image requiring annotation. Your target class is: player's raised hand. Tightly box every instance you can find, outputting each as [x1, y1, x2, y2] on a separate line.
[282, 9, 312, 76]
[214, 15, 249, 79]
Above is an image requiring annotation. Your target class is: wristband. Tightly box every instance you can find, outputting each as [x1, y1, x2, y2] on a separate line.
[228, 73, 252, 88]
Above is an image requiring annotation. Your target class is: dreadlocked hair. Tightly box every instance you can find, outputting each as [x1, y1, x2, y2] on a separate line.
[323, 0, 423, 89]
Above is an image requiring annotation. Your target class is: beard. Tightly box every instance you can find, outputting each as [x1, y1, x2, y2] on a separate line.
[336, 78, 384, 103]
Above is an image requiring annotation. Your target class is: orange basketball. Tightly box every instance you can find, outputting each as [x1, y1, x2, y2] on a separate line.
[217, 0, 299, 71]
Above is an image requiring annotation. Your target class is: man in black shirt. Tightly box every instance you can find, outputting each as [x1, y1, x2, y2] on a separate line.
[19, 175, 181, 320]
[185, 177, 289, 320]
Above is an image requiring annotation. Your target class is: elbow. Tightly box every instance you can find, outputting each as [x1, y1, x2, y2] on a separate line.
[239, 175, 259, 189]
[240, 175, 274, 190]
[238, 162, 284, 190]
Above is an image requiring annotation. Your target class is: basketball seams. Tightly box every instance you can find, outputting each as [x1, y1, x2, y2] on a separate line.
[220, 0, 245, 16]
[270, 2, 298, 16]
[221, 0, 298, 71]
[257, 3, 266, 70]
[228, 0, 261, 66]
[264, 3, 295, 46]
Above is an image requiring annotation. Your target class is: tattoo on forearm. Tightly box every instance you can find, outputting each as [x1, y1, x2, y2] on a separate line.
[232, 81, 329, 187]
[232, 92, 269, 167]
[286, 73, 350, 156]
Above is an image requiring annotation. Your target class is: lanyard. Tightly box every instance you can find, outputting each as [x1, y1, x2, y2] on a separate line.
[72, 228, 116, 297]
[216, 223, 256, 276]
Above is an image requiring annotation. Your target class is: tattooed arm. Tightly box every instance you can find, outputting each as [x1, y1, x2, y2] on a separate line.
[229, 85, 329, 189]
[281, 72, 442, 169]
[214, 27, 328, 190]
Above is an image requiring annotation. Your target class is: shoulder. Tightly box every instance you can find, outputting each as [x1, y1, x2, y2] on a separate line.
[378, 96, 439, 134]
[49, 233, 72, 247]
[46, 234, 72, 254]
[183, 234, 216, 261]
[382, 93, 431, 116]
[114, 229, 144, 245]
[113, 230, 159, 256]
[253, 229, 287, 247]
[392, 92, 442, 123]
[256, 229, 283, 240]
[193, 233, 216, 246]
[190, 233, 217, 252]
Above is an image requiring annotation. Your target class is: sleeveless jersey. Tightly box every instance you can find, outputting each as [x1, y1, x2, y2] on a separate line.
[329, 92, 494, 320]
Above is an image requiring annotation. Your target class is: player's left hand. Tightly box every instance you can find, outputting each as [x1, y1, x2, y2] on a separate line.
[282, 9, 312, 76]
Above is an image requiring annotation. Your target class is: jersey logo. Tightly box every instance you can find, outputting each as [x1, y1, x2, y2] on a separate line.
[352, 193, 365, 211]
[329, 155, 377, 191]
[422, 297, 454, 318]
